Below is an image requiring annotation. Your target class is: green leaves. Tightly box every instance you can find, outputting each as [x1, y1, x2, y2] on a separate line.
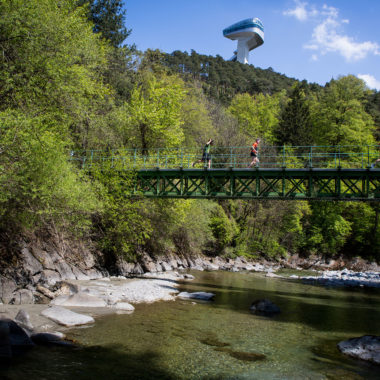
[123, 73, 186, 150]
[228, 91, 285, 144]
[311, 76, 376, 146]
[0, 110, 99, 231]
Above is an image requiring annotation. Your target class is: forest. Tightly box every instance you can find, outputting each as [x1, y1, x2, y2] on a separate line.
[0, 0, 379, 268]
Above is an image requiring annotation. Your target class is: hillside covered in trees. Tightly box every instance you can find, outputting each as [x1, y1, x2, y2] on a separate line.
[0, 0, 379, 270]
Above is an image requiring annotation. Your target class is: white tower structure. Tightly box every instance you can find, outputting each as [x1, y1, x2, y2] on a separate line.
[223, 18, 264, 64]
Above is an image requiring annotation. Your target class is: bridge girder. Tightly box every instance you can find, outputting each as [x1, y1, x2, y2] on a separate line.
[134, 168, 380, 201]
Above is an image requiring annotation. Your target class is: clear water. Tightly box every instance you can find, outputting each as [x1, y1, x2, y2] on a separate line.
[3, 271, 380, 379]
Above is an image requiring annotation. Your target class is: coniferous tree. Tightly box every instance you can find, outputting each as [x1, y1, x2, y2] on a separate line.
[79, 0, 130, 47]
[276, 82, 313, 146]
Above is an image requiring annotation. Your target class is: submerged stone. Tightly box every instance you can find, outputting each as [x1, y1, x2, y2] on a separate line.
[250, 299, 280, 316]
[199, 337, 230, 347]
[177, 292, 215, 301]
[51, 292, 107, 308]
[214, 347, 266, 362]
[41, 306, 95, 327]
[338, 335, 380, 364]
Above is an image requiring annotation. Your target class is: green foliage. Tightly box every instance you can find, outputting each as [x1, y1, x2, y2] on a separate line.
[91, 167, 151, 261]
[79, 0, 131, 47]
[209, 204, 239, 253]
[0, 110, 98, 232]
[304, 202, 352, 255]
[366, 91, 380, 142]
[181, 81, 215, 148]
[276, 82, 313, 146]
[228, 91, 286, 144]
[230, 201, 309, 258]
[163, 50, 297, 103]
[123, 72, 186, 151]
[311, 76, 376, 146]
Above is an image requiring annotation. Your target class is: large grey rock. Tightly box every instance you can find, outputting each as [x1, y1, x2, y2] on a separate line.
[0, 319, 34, 357]
[11, 289, 34, 305]
[116, 260, 135, 275]
[111, 302, 135, 312]
[31, 247, 55, 269]
[155, 263, 163, 272]
[178, 292, 215, 301]
[51, 292, 107, 307]
[15, 310, 33, 331]
[53, 260, 76, 280]
[186, 258, 196, 268]
[41, 306, 94, 326]
[71, 267, 90, 281]
[250, 299, 281, 316]
[86, 269, 104, 280]
[0, 277, 17, 304]
[142, 261, 158, 273]
[204, 263, 219, 271]
[20, 247, 43, 275]
[40, 270, 61, 286]
[338, 335, 380, 364]
[132, 263, 144, 275]
[160, 261, 172, 272]
[54, 281, 81, 296]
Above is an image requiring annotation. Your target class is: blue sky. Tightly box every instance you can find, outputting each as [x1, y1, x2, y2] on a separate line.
[125, 0, 380, 90]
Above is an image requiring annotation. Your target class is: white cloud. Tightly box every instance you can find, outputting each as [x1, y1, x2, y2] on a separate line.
[283, 0, 317, 21]
[305, 17, 380, 61]
[357, 74, 380, 90]
[285, 1, 380, 62]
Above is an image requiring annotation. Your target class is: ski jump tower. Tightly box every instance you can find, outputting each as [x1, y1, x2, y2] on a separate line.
[223, 18, 264, 64]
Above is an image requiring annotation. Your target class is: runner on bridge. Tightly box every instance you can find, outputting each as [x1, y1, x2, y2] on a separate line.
[248, 138, 261, 168]
[192, 139, 214, 169]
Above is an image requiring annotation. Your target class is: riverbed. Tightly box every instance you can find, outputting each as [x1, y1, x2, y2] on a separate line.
[2, 270, 380, 379]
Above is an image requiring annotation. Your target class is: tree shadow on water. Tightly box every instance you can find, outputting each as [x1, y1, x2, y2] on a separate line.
[179, 280, 380, 335]
[0, 344, 176, 380]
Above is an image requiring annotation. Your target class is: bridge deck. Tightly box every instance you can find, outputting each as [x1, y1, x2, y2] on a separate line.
[135, 168, 380, 200]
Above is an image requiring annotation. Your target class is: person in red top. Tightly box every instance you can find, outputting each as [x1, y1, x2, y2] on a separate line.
[248, 138, 261, 168]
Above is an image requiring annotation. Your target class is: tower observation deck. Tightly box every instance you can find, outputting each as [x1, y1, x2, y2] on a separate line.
[223, 18, 264, 64]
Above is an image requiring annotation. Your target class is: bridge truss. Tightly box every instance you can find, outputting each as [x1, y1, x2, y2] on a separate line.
[135, 168, 380, 200]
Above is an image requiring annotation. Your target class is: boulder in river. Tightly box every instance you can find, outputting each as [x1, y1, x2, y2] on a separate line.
[41, 306, 94, 327]
[178, 292, 215, 301]
[31, 332, 74, 347]
[0, 319, 35, 359]
[250, 299, 281, 316]
[51, 292, 107, 308]
[111, 302, 135, 312]
[337, 335, 380, 365]
[14, 309, 34, 332]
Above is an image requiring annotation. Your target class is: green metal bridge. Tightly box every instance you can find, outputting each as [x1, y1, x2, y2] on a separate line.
[72, 145, 380, 201]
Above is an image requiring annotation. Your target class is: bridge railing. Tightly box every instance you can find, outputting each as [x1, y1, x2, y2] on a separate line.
[70, 145, 380, 170]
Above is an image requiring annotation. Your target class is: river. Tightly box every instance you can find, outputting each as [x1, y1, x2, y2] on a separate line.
[3, 270, 380, 379]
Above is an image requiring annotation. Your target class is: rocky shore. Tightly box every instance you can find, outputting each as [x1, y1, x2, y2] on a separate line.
[1, 235, 380, 305]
